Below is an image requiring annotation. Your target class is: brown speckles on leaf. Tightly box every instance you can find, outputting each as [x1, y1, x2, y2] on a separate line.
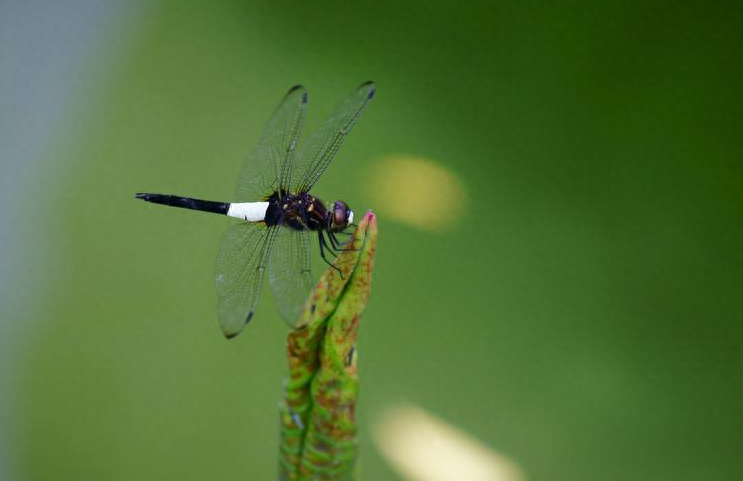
[279, 212, 377, 479]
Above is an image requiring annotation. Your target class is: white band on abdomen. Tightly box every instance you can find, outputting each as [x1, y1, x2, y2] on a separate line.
[227, 202, 269, 222]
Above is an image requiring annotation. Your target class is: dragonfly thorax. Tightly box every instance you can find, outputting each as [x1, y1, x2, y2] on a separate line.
[265, 192, 353, 233]
[262, 192, 328, 232]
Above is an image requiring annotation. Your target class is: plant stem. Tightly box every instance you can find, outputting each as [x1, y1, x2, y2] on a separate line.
[279, 211, 378, 481]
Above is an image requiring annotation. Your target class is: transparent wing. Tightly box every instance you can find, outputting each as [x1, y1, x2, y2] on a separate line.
[268, 228, 313, 327]
[234, 85, 307, 201]
[215, 222, 278, 338]
[291, 81, 376, 193]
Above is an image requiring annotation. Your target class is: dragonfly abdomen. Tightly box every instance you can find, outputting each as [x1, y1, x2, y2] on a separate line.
[226, 202, 270, 222]
[135, 193, 229, 215]
[136, 193, 269, 222]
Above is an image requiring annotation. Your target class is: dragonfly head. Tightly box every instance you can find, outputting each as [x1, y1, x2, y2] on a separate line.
[329, 200, 353, 232]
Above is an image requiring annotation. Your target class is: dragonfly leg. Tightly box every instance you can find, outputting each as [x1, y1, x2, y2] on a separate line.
[335, 230, 355, 245]
[330, 231, 359, 252]
[327, 232, 343, 251]
[318, 231, 343, 277]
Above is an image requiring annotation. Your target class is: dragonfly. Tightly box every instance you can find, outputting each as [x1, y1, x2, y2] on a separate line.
[136, 81, 375, 339]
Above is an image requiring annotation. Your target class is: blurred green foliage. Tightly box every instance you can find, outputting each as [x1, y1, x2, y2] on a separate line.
[10, 1, 743, 480]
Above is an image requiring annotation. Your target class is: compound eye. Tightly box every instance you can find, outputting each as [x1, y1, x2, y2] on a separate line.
[333, 204, 347, 227]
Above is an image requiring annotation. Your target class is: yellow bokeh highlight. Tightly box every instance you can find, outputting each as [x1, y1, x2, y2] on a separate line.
[367, 154, 465, 232]
[372, 404, 525, 481]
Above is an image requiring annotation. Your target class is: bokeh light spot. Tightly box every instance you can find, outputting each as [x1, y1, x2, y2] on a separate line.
[367, 154, 465, 232]
[372, 404, 525, 481]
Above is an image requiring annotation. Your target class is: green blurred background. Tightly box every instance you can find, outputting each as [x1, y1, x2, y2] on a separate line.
[2, 1, 742, 480]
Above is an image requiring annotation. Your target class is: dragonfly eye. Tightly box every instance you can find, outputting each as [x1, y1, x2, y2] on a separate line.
[331, 200, 350, 231]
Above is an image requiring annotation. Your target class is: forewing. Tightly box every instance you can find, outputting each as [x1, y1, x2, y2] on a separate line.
[291, 81, 376, 193]
[268, 228, 313, 327]
[215, 222, 277, 338]
[234, 85, 307, 201]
